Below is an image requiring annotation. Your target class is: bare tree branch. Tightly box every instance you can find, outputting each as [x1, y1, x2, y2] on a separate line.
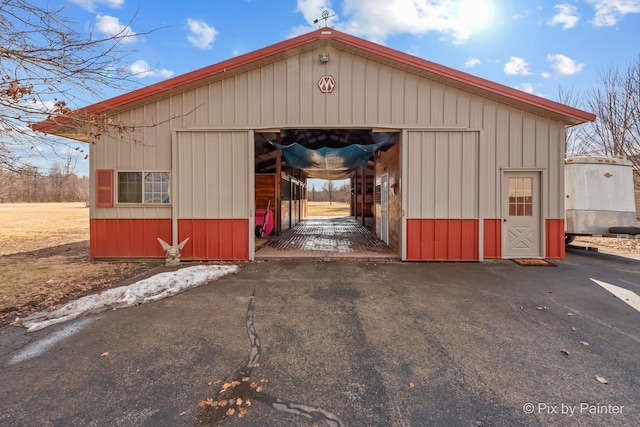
[579, 57, 640, 168]
[0, 0, 155, 172]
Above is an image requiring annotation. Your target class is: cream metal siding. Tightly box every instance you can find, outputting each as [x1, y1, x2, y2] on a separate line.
[92, 44, 567, 223]
[175, 130, 252, 219]
[404, 131, 479, 219]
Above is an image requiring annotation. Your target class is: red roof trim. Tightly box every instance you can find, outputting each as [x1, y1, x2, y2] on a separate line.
[33, 28, 594, 133]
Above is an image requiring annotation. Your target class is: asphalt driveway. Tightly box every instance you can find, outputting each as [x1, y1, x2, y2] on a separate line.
[1, 249, 639, 426]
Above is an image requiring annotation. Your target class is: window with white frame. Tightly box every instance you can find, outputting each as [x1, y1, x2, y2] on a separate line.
[117, 171, 170, 204]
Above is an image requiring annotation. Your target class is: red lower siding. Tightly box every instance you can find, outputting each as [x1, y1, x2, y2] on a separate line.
[178, 219, 249, 261]
[483, 219, 502, 258]
[90, 218, 172, 258]
[546, 218, 566, 259]
[406, 219, 479, 261]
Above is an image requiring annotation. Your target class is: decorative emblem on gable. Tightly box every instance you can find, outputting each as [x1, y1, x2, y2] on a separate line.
[318, 75, 336, 93]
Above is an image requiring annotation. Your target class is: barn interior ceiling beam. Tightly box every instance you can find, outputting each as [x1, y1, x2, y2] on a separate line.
[254, 129, 397, 177]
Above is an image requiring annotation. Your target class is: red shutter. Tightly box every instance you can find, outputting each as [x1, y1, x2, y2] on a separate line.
[96, 169, 113, 207]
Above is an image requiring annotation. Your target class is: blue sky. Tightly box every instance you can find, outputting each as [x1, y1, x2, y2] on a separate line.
[41, 0, 640, 176]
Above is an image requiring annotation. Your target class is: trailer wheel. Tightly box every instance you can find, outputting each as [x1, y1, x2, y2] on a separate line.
[608, 226, 640, 235]
[565, 235, 575, 245]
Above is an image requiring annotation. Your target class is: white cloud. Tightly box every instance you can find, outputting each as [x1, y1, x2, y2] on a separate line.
[69, 0, 124, 12]
[547, 4, 579, 29]
[130, 60, 174, 79]
[297, 0, 335, 24]
[512, 8, 532, 20]
[504, 56, 532, 76]
[465, 58, 481, 69]
[290, 0, 338, 37]
[547, 53, 585, 75]
[541, 71, 551, 79]
[293, 0, 492, 44]
[586, 0, 640, 26]
[515, 83, 545, 97]
[187, 18, 218, 50]
[516, 83, 536, 94]
[95, 15, 136, 43]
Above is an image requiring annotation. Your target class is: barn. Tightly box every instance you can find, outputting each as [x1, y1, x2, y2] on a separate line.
[36, 28, 595, 262]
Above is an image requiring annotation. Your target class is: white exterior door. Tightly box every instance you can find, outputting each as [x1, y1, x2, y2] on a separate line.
[502, 172, 542, 258]
[381, 174, 389, 244]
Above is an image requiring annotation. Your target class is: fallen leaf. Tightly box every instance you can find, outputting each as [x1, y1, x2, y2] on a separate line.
[571, 327, 577, 331]
[409, 382, 415, 388]
[208, 381, 213, 386]
[197, 401, 206, 409]
[236, 398, 243, 406]
[111, 307, 117, 311]
[250, 382, 258, 388]
[222, 382, 231, 390]
[239, 406, 247, 417]
[226, 408, 235, 416]
[596, 375, 608, 384]
[560, 349, 570, 356]
[253, 362, 260, 368]
[179, 410, 189, 416]
[260, 378, 267, 383]
[218, 399, 229, 407]
[100, 352, 109, 357]
[231, 380, 241, 387]
[256, 386, 263, 393]
[242, 377, 250, 382]
[580, 341, 590, 346]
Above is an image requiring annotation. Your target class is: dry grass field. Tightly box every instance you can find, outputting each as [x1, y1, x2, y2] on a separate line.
[0, 203, 156, 327]
[306, 201, 351, 217]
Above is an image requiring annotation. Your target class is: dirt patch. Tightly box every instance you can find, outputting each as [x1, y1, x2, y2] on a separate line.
[0, 241, 159, 328]
[0, 203, 159, 328]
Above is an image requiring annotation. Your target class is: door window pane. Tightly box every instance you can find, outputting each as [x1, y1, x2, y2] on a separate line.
[508, 177, 533, 217]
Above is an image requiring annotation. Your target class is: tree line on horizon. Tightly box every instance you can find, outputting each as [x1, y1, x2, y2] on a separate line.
[0, 157, 89, 204]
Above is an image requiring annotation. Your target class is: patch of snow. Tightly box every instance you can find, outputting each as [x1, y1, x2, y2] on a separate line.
[9, 318, 93, 365]
[22, 265, 239, 332]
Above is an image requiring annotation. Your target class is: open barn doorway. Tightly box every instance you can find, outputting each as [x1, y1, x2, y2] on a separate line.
[253, 129, 400, 260]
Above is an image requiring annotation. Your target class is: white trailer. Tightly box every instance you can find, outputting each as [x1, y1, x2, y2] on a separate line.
[565, 155, 638, 243]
